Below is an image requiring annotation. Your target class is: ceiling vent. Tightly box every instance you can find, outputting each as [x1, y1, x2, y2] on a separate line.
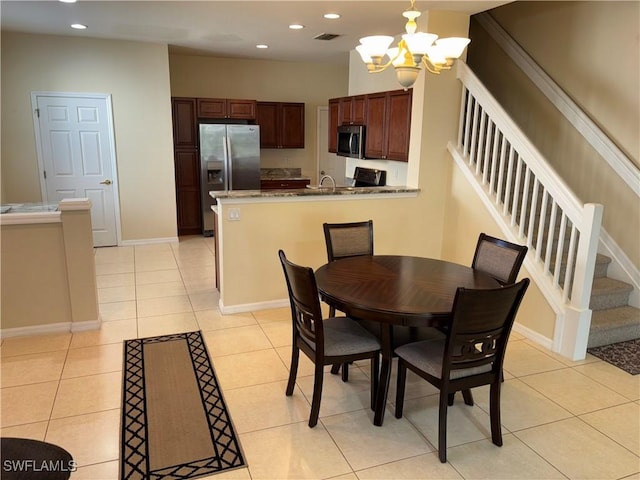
[313, 33, 340, 41]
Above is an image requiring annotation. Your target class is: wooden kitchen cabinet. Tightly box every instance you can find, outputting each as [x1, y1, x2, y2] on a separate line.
[172, 97, 202, 235]
[365, 89, 412, 162]
[256, 102, 305, 149]
[328, 98, 339, 153]
[197, 98, 256, 120]
[339, 95, 366, 125]
[173, 149, 202, 235]
[172, 97, 198, 148]
[260, 179, 310, 190]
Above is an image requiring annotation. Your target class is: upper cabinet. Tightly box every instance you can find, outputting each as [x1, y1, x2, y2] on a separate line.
[329, 89, 412, 162]
[256, 102, 305, 149]
[197, 98, 256, 120]
[172, 97, 198, 149]
[365, 89, 412, 162]
[339, 95, 366, 126]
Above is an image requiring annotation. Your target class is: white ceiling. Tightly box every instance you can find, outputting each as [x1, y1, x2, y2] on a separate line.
[1, 0, 508, 64]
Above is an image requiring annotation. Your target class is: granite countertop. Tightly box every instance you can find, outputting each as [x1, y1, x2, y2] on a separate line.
[260, 168, 310, 181]
[210, 185, 420, 200]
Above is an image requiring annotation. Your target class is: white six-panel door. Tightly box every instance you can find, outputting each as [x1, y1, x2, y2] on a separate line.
[32, 92, 119, 246]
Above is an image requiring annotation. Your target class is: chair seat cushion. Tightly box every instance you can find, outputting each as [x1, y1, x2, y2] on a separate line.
[321, 317, 381, 357]
[395, 339, 492, 380]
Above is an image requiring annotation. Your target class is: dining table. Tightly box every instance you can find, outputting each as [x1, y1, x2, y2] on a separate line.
[315, 255, 500, 426]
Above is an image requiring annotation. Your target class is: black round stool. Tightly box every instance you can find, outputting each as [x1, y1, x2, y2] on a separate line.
[1, 438, 74, 480]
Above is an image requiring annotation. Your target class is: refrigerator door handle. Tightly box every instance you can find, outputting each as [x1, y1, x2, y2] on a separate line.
[224, 134, 233, 190]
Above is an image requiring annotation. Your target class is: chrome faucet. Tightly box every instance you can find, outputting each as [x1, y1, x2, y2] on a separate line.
[319, 175, 336, 190]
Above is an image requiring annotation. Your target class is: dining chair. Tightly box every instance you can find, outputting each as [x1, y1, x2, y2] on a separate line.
[323, 220, 374, 379]
[471, 233, 528, 285]
[278, 250, 381, 428]
[394, 278, 530, 463]
[323, 219, 374, 263]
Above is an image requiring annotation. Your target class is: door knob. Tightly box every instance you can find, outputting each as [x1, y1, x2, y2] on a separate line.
[320, 170, 326, 175]
[100, 179, 112, 185]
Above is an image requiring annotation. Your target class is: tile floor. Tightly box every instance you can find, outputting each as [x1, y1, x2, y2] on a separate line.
[1, 236, 639, 479]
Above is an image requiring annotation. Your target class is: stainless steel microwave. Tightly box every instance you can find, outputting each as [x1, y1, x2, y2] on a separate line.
[336, 125, 365, 159]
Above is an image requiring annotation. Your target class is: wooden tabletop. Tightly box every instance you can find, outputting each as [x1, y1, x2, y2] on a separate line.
[315, 255, 500, 326]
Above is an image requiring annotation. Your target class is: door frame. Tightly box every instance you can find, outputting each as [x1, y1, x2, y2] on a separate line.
[31, 91, 122, 246]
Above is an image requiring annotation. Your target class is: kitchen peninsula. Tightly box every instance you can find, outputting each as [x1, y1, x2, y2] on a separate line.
[209, 185, 422, 314]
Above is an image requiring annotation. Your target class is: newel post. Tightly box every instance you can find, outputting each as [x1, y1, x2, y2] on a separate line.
[560, 203, 604, 360]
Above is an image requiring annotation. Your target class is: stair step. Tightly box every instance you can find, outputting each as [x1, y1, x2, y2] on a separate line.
[546, 252, 611, 280]
[593, 254, 612, 278]
[589, 277, 634, 311]
[588, 306, 640, 348]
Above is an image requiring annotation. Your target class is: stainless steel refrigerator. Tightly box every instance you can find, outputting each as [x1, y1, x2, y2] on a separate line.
[199, 123, 260, 236]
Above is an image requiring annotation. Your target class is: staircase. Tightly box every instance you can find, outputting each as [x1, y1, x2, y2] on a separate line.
[588, 254, 640, 348]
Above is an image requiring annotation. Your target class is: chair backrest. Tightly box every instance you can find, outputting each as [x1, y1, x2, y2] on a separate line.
[278, 250, 324, 352]
[444, 278, 530, 379]
[471, 233, 528, 285]
[323, 220, 374, 262]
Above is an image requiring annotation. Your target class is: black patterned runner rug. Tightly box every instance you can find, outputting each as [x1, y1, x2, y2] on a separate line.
[587, 338, 640, 375]
[120, 331, 245, 479]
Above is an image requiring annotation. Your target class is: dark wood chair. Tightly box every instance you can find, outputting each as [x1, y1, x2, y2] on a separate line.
[472, 233, 528, 285]
[394, 278, 530, 463]
[323, 220, 374, 379]
[278, 249, 381, 428]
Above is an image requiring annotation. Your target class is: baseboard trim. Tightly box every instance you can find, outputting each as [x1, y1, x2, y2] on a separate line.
[118, 236, 179, 247]
[71, 318, 102, 332]
[512, 321, 554, 350]
[0, 317, 102, 339]
[1, 322, 72, 339]
[219, 298, 290, 315]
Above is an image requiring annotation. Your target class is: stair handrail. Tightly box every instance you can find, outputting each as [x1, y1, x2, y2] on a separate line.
[449, 60, 603, 360]
[475, 12, 640, 198]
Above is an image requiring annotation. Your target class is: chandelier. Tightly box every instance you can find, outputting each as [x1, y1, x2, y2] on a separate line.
[355, 0, 470, 89]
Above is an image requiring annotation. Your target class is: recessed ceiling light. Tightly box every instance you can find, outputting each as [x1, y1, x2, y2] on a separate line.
[324, 13, 341, 20]
[289, 24, 304, 30]
[71, 23, 87, 30]
[256, 44, 268, 49]
[59, 0, 77, 3]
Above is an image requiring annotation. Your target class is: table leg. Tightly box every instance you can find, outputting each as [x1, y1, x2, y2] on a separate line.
[373, 324, 392, 426]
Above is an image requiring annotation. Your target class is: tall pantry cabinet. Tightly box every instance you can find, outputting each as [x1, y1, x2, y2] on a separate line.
[171, 98, 202, 236]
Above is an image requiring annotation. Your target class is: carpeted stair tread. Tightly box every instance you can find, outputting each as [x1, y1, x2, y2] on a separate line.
[589, 277, 634, 311]
[588, 306, 640, 348]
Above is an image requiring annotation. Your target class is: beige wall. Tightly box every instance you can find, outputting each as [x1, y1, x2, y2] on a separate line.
[217, 195, 430, 307]
[1, 31, 177, 242]
[468, 2, 640, 267]
[492, 1, 639, 164]
[169, 54, 349, 182]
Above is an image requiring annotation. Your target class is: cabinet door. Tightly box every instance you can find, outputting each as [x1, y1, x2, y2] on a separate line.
[351, 95, 366, 125]
[338, 97, 352, 125]
[280, 103, 304, 148]
[227, 99, 256, 120]
[364, 92, 387, 159]
[197, 98, 226, 118]
[385, 89, 412, 162]
[174, 150, 202, 235]
[172, 98, 197, 148]
[256, 102, 279, 148]
[328, 99, 339, 153]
